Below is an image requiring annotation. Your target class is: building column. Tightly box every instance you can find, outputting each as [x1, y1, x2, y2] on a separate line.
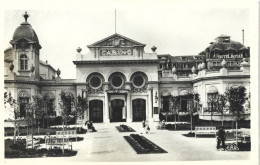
[148, 88, 153, 121]
[104, 85, 110, 123]
[84, 90, 89, 121]
[126, 92, 131, 123]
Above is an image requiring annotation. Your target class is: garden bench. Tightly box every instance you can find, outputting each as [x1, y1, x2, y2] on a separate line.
[56, 130, 77, 141]
[195, 126, 216, 138]
[45, 137, 72, 150]
[26, 134, 40, 149]
[225, 131, 246, 142]
[157, 123, 166, 130]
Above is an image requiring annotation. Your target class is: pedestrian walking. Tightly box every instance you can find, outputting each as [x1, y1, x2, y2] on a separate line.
[141, 120, 146, 134]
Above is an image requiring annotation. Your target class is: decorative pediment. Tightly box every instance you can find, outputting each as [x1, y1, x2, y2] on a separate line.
[87, 33, 145, 48]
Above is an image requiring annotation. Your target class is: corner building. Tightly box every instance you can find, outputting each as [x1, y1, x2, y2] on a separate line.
[4, 13, 250, 124]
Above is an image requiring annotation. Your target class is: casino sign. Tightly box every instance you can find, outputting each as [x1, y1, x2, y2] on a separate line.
[101, 49, 133, 56]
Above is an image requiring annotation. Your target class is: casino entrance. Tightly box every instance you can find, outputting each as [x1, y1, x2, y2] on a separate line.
[89, 100, 103, 122]
[110, 99, 126, 122]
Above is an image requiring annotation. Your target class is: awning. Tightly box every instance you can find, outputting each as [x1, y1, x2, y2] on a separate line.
[179, 90, 189, 96]
[161, 90, 171, 96]
[18, 90, 30, 97]
[207, 86, 218, 94]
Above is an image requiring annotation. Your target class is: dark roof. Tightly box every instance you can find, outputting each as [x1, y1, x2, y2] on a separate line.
[12, 21, 39, 44]
[205, 35, 245, 52]
[39, 60, 56, 72]
[4, 47, 13, 61]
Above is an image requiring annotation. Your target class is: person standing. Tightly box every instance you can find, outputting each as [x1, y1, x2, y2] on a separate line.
[217, 126, 226, 150]
[141, 120, 146, 134]
[145, 120, 150, 134]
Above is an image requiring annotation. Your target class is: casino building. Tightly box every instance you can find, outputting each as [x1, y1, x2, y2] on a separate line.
[4, 12, 250, 123]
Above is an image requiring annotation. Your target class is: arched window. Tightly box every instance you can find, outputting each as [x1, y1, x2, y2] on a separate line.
[20, 54, 28, 70]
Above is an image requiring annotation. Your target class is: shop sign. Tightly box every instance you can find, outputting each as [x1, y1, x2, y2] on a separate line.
[218, 54, 243, 59]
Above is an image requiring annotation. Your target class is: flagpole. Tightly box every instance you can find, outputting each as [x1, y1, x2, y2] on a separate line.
[115, 9, 117, 33]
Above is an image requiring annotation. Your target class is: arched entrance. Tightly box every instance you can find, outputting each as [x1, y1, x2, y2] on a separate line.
[132, 99, 146, 122]
[110, 99, 125, 122]
[89, 100, 103, 122]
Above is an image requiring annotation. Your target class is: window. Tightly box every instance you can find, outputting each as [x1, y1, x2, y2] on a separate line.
[111, 76, 123, 88]
[90, 76, 102, 89]
[20, 54, 28, 70]
[133, 75, 145, 88]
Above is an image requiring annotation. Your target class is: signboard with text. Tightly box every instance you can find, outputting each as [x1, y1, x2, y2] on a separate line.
[100, 49, 133, 56]
[218, 54, 243, 59]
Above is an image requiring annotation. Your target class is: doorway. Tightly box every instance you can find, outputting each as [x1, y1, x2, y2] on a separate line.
[132, 99, 146, 122]
[89, 100, 103, 122]
[111, 99, 125, 122]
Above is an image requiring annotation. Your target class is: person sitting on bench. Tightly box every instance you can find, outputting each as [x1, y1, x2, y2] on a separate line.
[90, 121, 97, 132]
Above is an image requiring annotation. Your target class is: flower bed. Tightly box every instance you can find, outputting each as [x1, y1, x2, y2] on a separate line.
[116, 125, 135, 132]
[5, 127, 87, 136]
[124, 134, 167, 154]
[5, 139, 77, 158]
[5, 148, 77, 158]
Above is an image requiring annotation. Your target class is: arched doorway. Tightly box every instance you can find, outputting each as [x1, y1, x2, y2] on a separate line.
[132, 99, 146, 122]
[110, 99, 125, 122]
[89, 100, 103, 122]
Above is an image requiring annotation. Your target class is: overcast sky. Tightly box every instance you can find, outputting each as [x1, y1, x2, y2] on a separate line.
[3, 0, 256, 79]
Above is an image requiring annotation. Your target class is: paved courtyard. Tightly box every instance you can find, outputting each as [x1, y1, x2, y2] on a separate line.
[5, 122, 250, 162]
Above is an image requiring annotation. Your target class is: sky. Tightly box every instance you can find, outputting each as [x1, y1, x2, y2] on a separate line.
[3, 0, 257, 79]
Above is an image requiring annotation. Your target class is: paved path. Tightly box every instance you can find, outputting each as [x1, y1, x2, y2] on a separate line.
[4, 122, 250, 162]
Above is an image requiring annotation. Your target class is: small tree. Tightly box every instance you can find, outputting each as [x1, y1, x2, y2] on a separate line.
[25, 96, 45, 148]
[207, 92, 218, 123]
[4, 92, 19, 143]
[186, 93, 200, 132]
[59, 91, 75, 154]
[75, 95, 88, 131]
[217, 94, 227, 127]
[34, 97, 45, 134]
[44, 97, 56, 129]
[225, 86, 247, 145]
[170, 95, 181, 129]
